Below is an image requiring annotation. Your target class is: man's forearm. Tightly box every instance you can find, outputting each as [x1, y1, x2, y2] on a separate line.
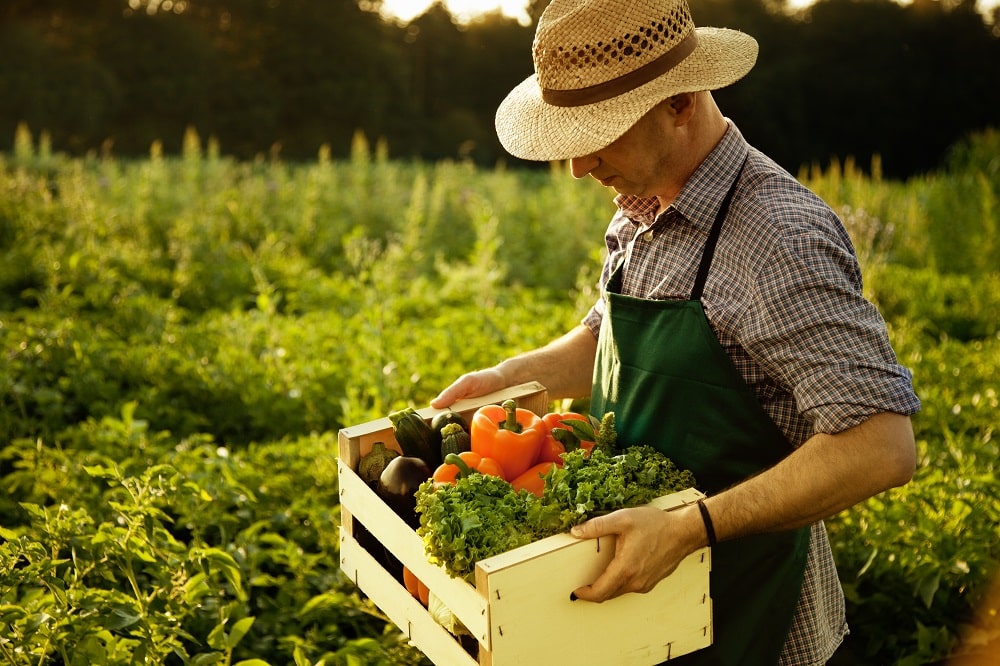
[431, 324, 598, 408]
[495, 324, 598, 400]
[705, 412, 916, 542]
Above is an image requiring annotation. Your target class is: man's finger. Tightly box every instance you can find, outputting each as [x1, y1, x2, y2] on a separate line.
[572, 558, 627, 603]
[570, 512, 617, 540]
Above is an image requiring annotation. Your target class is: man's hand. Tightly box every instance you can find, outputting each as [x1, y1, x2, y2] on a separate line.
[569, 504, 706, 602]
[430, 368, 508, 409]
[430, 325, 598, 409]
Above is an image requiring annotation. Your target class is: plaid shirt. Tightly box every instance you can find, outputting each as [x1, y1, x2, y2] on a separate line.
[583, 123, 920, 664]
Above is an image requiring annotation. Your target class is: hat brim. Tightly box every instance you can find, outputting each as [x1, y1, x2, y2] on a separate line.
[495, 27, 758, 162]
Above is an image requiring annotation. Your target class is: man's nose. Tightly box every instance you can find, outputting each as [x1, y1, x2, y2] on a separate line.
[570, 154, 599, 179]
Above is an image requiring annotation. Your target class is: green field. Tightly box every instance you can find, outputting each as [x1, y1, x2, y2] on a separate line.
[1, 125, 998, 665]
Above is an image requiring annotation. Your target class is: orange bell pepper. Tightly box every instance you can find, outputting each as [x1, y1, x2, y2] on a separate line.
[432, 451, 505, 485]
[510, 462, 556, 497]
[536, 412, 596, 465]
[470, 399, 545, 480]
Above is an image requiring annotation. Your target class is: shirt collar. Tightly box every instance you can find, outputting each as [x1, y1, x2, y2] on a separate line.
[614, 121, 750, 232]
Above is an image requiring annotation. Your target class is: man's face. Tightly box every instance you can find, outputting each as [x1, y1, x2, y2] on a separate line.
[569, 101, 678, 198]
[570, 100, 670, 197]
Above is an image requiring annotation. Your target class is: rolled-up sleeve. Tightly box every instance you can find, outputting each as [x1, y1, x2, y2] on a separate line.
[583, 297, 605, 338]
[740, 227, 920, 434]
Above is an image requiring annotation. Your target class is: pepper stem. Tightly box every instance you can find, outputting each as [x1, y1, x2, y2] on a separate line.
[499, 399, 522, 433]
[444, 452, 474, 478]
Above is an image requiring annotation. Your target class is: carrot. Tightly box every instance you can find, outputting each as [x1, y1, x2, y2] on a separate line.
[402, 565, 420, 599]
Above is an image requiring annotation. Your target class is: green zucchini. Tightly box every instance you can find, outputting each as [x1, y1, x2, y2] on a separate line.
[388, 407, 441, 468]
[431, 410, 469, 435]
[439, 422, 471, 458]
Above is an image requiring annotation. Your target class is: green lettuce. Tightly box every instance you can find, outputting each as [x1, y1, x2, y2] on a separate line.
[415, 446, 696, 581]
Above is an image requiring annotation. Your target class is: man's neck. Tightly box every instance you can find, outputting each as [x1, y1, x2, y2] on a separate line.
[655, 95, 729, 213]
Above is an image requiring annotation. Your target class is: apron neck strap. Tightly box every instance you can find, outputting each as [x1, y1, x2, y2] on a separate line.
[691, 156, 748, 301]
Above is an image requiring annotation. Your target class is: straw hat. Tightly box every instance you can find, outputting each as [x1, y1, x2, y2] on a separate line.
[495, 0, 758, 161]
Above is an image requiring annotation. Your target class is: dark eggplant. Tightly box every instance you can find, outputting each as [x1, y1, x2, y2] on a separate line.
[353, 519, 403, 582]
[376, 456, 432, 529]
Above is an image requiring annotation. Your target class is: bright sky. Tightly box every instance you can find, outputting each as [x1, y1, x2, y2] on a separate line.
[380, 0, 533, 23]
[380, 0, 999, 24]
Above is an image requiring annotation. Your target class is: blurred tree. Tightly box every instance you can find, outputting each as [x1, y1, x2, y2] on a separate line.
[460, 12, 536, 163]
[792, 0, 1000, 177]
[693, 0, 1000, 178]
[526, 0, 552, 24]
[0, 21, 121, 154]
[91, 12, 225, 154]
[242, 0, 410, 157]
[0, 0, 996, 176]
[403, 2, 466, 158]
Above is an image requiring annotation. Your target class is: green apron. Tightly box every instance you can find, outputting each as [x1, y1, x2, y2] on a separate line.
[590, 164, 811, 665]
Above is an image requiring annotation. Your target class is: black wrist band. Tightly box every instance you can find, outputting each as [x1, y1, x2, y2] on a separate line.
[697, 498, 717, 547]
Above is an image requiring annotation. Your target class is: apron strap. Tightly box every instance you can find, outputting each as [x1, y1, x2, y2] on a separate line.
[691, 156, 747, 301]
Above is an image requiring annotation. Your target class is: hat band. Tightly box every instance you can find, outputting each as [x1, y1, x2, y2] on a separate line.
[541, 30, 699, 107]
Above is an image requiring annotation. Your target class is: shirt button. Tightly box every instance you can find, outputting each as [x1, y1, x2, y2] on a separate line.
[642, 230, 654, 241]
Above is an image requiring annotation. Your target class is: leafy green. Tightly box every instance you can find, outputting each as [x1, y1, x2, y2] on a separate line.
[415, 474, 538, 581]
[542, 446, 696, 517]
[415, 445, 697, 581]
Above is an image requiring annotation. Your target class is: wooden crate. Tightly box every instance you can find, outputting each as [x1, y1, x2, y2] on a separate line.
[338, 382, 712, 665]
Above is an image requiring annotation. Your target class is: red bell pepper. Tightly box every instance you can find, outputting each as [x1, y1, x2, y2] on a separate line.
[470, 399, 545, 480]
[536, 412, 596, 465]
[510, 462, 556, 497]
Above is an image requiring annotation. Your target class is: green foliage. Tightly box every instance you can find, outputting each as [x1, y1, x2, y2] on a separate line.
[1, 130, 998, 664]
[802, 132, 1000, 276]
[828, 323, 1000, 664]
[0, 407, 425, 665]
[868, 265, 1000, 342]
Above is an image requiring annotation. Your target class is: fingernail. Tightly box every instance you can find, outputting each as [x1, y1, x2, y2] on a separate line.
[570, 592, 578, 601]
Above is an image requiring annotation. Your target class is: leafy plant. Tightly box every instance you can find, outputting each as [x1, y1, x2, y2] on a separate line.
[2, 129, 998, 664]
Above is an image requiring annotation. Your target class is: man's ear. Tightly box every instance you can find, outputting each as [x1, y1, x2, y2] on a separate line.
[667, 92, 697, 125]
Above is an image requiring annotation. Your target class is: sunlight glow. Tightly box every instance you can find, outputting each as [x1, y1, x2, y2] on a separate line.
[379, 0, 999, 24]
[379, 0, 531, 24]
[128, 0, 189, 14]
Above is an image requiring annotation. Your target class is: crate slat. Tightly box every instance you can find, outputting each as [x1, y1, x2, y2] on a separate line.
[481, 537, 710, 664]
[338, 458, 491, 644]
[340, 530, 478, 665]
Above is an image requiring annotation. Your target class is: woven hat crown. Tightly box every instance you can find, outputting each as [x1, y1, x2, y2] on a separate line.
[494, 0, 758, 161]
[534, 0, 696, 103]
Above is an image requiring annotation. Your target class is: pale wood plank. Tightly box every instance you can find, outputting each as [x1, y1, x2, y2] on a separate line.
[484, 543, 711, 664]
[338, 459, 491, 645]
[340, 530, 479, 666]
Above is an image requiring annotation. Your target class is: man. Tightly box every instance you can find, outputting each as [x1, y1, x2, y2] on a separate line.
[431, 0, 920, 663]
